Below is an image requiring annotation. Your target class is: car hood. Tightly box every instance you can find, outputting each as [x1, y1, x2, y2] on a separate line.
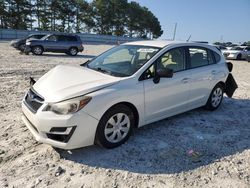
[33, 65, 120, 102]
[11, 38, 25, 44]
[27, 39, 42, 42]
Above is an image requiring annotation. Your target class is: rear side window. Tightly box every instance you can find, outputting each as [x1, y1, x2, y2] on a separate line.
[189, 47, 213, 68]
[57, 35, 68, 41]
[66, 36, 78, 41]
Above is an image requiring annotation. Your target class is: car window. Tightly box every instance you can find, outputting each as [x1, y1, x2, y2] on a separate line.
[157, 47, 185, 72]
[231, 47, 243, 51]
[47, 35, 57, 41]
[103, 48, 132, 64]
[213, 51, 221, 63]
[86, 45, 160, 77]
[57, 35, 68, 42]
[142, 47, 185, 80]
[67, 36, 78, 41]
[189, 47, 213, 68]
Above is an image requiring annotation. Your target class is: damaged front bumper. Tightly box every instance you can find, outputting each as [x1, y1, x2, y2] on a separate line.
[225, 62, 238, 98]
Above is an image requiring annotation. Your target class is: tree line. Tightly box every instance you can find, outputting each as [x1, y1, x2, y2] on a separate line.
[0, 0, 163, 38]
[214, 41, 250, 47]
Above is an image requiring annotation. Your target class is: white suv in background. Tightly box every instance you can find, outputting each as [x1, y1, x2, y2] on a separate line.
[22, 41, 237, 149]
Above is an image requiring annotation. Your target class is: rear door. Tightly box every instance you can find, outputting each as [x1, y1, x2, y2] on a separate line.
[185, 47, 225, 109]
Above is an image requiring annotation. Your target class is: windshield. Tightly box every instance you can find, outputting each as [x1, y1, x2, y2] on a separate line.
[85, 45, 160, 77]
[231, 47, 243, 51]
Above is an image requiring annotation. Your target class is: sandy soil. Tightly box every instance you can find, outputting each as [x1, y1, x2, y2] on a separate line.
[0, 41, 249, 188]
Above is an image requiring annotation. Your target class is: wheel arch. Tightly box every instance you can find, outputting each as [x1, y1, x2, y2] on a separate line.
[101, 101, 140, 129]
[68, 46, 78, 50]
[216, 81, 226, 91]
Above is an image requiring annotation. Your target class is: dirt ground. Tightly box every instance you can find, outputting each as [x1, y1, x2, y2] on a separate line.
[0, 40, 249, 188]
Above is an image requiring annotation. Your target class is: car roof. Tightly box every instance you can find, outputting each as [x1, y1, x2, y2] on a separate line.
[123, 40, 217, 49]
[124, 40, 180, 48]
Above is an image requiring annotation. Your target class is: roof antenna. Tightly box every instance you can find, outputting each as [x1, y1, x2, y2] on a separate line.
[186, 35, 191, 42]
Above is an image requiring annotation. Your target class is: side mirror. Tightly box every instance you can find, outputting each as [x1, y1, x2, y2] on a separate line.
[157, 68, 173, 78]
[153, 68, 173, 84]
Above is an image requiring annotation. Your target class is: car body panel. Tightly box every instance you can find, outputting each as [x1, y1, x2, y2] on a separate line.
[21, 40, 236, 149]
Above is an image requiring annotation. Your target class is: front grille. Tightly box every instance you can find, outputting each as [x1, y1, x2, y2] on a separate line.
[24, 89, 44, 113]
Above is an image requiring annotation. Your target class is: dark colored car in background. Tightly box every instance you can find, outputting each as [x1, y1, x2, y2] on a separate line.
[25, 34, 84, 56]
[247, 54, 250, 62]
[10, 34, 46, 51]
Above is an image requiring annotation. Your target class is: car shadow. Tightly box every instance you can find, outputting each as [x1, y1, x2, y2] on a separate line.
[58, 97, 250, 174]
[40, 53, 96, 59]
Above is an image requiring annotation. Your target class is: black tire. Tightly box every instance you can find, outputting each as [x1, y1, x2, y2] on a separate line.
[236, 54, 242, 60]
[18, 43, 26, 51]
[95, 104, 135, 149]
[205, 83, 224, 111]
[31, 46, 43, 55]
[68, 47, 78, 56]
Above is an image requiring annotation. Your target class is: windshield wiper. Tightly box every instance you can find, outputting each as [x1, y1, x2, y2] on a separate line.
[94, 67, 112, 75]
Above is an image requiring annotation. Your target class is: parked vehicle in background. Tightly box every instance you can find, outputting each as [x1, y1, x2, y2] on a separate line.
[247, 54, 250, 62]
[10, 34, 46, 51]
[222, 46, 250, 60]
[21, 41, 237, 149]
[226, 44, 238, 50]
[25, 34, 84, 56]
[214, 45, 227, 53]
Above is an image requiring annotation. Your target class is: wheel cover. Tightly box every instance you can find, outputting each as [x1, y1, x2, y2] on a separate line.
[104, 113, 130, 143]
[34, 47, 42, 54]
[70, 48, 77, 55]
[211, 88, 223, 107]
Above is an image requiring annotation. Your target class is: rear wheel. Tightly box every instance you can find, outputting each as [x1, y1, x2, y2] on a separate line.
[95, 104, 134, 148]
[205, 84, 224, 110]
[236, 54, 242, 60]
[32, 46, 43, 55]
[68, 47, 78, 56]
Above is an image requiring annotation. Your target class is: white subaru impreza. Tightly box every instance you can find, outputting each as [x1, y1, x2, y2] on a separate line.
[22, 41, 237, 149]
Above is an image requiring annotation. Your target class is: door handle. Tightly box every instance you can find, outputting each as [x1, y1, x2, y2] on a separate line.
[181, 78, 190, 84]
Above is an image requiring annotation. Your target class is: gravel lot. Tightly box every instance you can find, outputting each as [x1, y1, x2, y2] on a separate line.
[0, 40, 249, 188]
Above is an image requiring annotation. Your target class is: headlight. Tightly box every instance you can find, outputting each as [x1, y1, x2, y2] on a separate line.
[44, 96, 92, 115]
[26, 42, 31, 45]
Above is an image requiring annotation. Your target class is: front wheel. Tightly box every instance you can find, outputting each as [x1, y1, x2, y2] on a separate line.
[236, 54, 242, 60]
[95, 104, 134, 148]
[32, 46, 43, 55]
[205, 84, 224, 110]
[18, 44, 26, 51]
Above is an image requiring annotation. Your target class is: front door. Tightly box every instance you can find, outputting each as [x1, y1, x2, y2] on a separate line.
[143, 47, 191, 124]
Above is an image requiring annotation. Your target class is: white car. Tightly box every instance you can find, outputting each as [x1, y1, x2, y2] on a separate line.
[223, 46, 250, 60]
[22, 41, 237, 149]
